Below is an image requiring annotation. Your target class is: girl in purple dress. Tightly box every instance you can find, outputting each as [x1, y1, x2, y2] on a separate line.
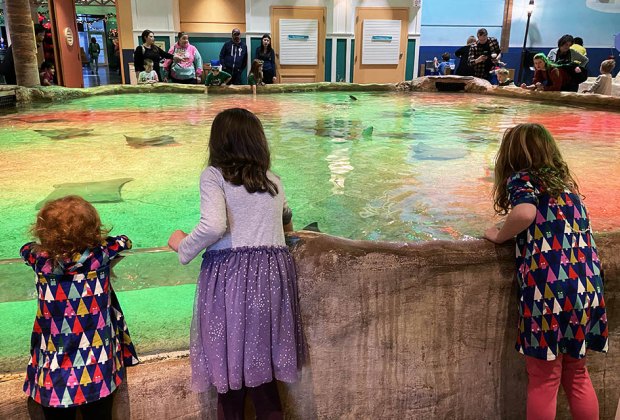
[21, 195, 138, 420]
[168, 108, 304, 419]
[484, 123, 607, 420]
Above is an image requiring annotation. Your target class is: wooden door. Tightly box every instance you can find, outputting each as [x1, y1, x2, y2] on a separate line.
[271, 6, 326, 83]
[49, 0, 83, 88]
[353, 7, 408, 83]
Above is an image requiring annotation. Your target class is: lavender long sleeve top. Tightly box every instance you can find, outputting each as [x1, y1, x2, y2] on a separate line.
[178, 166, 289, 264]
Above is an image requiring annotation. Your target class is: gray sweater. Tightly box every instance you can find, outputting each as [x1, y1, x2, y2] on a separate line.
[178, 166, 289, 264]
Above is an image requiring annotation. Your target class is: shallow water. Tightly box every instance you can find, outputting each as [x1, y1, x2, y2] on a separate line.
[1, 91, 619, 370]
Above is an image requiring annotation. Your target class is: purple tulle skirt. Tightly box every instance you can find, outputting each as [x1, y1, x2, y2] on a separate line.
[190, 246, 304, 394]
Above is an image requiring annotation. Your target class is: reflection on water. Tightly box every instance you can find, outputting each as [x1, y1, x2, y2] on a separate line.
[1, 92, 619, 261]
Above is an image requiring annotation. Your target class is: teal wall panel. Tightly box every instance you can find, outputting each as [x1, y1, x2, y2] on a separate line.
[336, 39, 346, 82]
[405, 38, 416, 80]
[349, 40, 354, 82]
[324, 39, 332, 82]
[250, 37, 262, 61]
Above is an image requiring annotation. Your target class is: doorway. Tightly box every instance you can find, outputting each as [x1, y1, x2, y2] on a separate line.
[353, 7, 409, 83]
[77, 13, 120, 87]
[270, 6, 326, 83]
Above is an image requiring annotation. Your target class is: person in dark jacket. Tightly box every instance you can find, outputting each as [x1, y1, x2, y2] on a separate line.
[133, 29, 173, 82]
[255, 34, 277, 84]
[454, 36, 476, 76]
[219, 28, 248, 85]
[1, 24, 46, 85]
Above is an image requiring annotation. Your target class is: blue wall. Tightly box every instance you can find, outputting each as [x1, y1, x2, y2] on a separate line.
[420, 0, 620, 79]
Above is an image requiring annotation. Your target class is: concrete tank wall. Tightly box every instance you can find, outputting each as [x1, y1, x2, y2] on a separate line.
[1, 232, 618, 419]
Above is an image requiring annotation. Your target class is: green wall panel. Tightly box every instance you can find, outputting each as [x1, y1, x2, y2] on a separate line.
[405, 38, 417, 80]
[349, 40, 355, 82]
[325, 39, 332, 82]
[336, 39, 346, 82]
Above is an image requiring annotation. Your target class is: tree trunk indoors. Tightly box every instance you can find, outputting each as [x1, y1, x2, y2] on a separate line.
[5, 0, 41, 87]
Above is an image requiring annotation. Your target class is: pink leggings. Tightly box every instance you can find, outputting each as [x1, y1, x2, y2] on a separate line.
[526, 355, 599, 420]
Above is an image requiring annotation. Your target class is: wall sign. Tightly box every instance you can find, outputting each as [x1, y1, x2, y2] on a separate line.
[362, 20, 401, 65]
[64, 27, 74, 47]
[279, 19, 318, 65]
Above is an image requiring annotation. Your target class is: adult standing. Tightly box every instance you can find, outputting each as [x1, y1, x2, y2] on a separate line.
[163, 32, 203, 84]
[255, 34, 277, 84]
[468, 28, 501, 81]
[547, 34, 589, 92]
[454, 36, 476, 76]
[219, 28, 247, 85]
[0, 24, 46, 85]
[133, 29, 173, 82]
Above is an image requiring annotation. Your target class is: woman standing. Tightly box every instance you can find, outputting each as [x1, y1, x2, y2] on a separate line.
[255, 34, 277, 84]
[454, 36, 476, 76]
[134, 29, 173, 81]
[163, 32, 203, 84]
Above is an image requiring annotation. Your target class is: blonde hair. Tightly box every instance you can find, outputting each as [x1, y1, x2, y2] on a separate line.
[466, 36, 476, 45]
[497, 68, 509, 76]
[492, 123, 579, 214]
[32, 196, 108, 263]
[601, 59, 615, 74]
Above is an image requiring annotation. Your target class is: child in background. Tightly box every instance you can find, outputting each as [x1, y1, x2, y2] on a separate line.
[436, 52, 452, 75]
[248, 59, 265, 94]
[204, 59, 231, 86]
[20, 196, 139, 420]
[138, 58, 159, 84]
[582, 59, 615, 95]
[484, 123, 607, 420]
[88, 37, 101, 74]
[168, 108, 304, 419]
[496, 68, 513, 86]
[39, 61, 55, 86]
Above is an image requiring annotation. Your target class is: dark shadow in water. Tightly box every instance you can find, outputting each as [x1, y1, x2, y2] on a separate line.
[35, 178, 134, 209]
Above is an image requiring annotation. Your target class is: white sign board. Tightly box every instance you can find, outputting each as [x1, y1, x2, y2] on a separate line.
[279, 19, 318, 65]
[362, 20, 401, 65]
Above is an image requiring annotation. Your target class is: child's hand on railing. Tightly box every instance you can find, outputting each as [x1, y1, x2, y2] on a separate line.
[168, 230, 188, 252]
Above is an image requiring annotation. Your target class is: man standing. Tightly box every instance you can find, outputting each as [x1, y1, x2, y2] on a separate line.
[468, 28, 501, 81]
[219, 28, 247, 85]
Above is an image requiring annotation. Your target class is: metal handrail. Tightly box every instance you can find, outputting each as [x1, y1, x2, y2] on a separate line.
[0, 246, 173, 266]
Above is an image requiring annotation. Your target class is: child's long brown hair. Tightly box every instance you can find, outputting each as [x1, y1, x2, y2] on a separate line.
[32, 195, 108, 262]
[250, 59, 263, 84]
[492, 123, 579, 214]
[208, 108, 278, 196]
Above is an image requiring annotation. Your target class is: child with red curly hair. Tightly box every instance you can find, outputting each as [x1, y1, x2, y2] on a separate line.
[20, 195, 139, 420]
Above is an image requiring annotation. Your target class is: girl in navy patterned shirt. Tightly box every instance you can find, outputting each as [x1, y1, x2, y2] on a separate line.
[20, 195, 138, 420]
[484, 123, 606, 420]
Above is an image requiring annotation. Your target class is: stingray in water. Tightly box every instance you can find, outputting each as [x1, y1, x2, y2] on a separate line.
[124, 135, 177, 148]
[34, 128, 94, 140]
[18, 118, 68, 124]
[35, 178, 134, 209]
[412, 143, 467, 161]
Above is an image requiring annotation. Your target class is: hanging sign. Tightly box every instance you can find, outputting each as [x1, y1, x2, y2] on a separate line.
[288, 35, 310, 40]
[371, 36, 393, 41]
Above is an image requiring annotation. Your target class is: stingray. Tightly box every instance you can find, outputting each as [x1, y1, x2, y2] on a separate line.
[349, 95, 358, 101]
[19, 118, 68, 124]
[35, 178, 134, 209]
[124, 134, 177, 148]
[34, 128, 94, 140]
[412, 143, 467, 161]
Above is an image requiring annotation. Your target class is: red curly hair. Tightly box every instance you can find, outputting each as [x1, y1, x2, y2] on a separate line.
[32, 195, 108, 262]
